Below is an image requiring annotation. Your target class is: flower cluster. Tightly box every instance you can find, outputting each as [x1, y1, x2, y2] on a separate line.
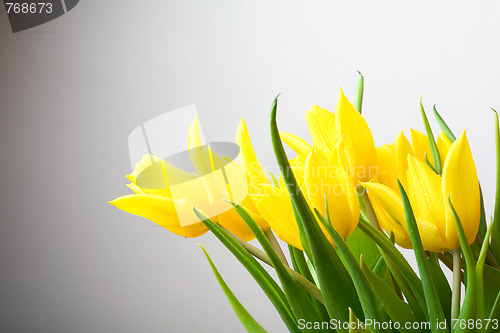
[111, 90, 480, 253]
[110, 77, 499, 333]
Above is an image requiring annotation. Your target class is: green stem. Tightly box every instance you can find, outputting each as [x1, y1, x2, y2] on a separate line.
[264, 228, 289, 267]
[358, 186, 382, 232]
[451, 249, 462, 321]
[289, 246, 316, 284]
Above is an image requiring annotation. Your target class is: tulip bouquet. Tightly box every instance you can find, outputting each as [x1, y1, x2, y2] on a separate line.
[110, 75, 500, 333]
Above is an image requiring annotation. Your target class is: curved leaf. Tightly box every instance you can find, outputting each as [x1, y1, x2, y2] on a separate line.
[230, 202, 332, 331]
[398, 180, 446, 333]
[360, 257, 420, 333]
[194, 209, 300, 333]
[199, 245, 268, 333]
[270, 95, 362, 330]
[448, 197, 477, 331]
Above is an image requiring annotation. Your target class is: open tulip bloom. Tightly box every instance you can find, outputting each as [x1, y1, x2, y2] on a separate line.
[110, 75, 500, 333]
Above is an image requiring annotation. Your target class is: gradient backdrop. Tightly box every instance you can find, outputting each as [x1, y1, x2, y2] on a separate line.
[1, 1, 499, 332]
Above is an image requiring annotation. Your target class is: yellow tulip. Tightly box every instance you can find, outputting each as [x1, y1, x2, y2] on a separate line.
[363, 131, 480, 251]
[109, 154, 210, 238]
[254, 182, 304, 250]
[300, 89, 377, 182]
[304, 144, 360, 240]
[259, 90, 370, 249]
[252, 154, 309, 250]
[110, 116, 268, 241]
[253, 140, 359, 250]
[333, 89, 377, 182]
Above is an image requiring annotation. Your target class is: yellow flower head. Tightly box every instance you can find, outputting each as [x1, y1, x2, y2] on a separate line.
[110, 116, 268, 241]
[254, 139, 359, 250]
[364, 130, 480, 251]
[259, 90, 371, 250]
[304, 89, 377, 182]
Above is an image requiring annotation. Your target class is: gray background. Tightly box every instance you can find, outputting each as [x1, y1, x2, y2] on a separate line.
[1, 1, 499, 332]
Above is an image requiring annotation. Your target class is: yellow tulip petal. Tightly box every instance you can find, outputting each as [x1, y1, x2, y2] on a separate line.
[280, 131, 312, 156]
[406, 156, 445, 226]
[305, 149, 357, 239]
[367, 194, 412, 248]
[256, 184, 303, 250]
[394, 131, 414, 188]
[216, 210, 255, 242]
[217, 196, 267, 242]
[410, 129, 433, 165]
[188, 115, 212, 175]
[414, 220, 448, 252]
[289, 153, 308, 184]
[360, 181, 407, 228]
[406, 156, 450, 251]
[361, 180, 446, 251]
[328, 140, 360, 237]
[375, 144, 398, 191]
[437, 131, 453, 164]
[334, 88, 376, 182]
[164, 224, 211, 238]
[306, 105, 336, 160]
[126, 183, 145, 194]
[129, 155, 199, 198]
[442, 131, 480, 248]
[109, 194, 208, 237]
[236, 117, 271, 186]
[127, 154, 163, 184]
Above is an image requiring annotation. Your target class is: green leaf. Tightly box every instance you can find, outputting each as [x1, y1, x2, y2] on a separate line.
[288, 246, 317, 285]
[306, 258, 319, 286]
[315, 207, 387, 332]
[398, 180, 446, 333]
[491, 109, 500, 260]
[378, 250, 428, 323]
[419, 98, 442, 174]
[360, 257, 420, 332]
[432, 105, 456, 142]
[370, 255, 400, 294]
[448, 196, 477, 330]
[269, 171, 280, 188]
[357, 218, 427, 318]
[354, 71, 364, 114]
[370, 254, 386, 276]
[486, 292, 500, 333]
[478, 186, 488, 239]
[288, 245, 331, 324]
[270, 95, 362, 331]
[346, 226, 380, 267]
[426, 256, 451, 326]
[315, 206, 385, 332]
[229, 202, 332, 331]
[483, 266, 500, 317]
[199, 245, 268, 333]
[476, 220, 495, 321]
[194, 209, 300, 333]
[349, 308, 374, 333]
[424, 152, 438, 174]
